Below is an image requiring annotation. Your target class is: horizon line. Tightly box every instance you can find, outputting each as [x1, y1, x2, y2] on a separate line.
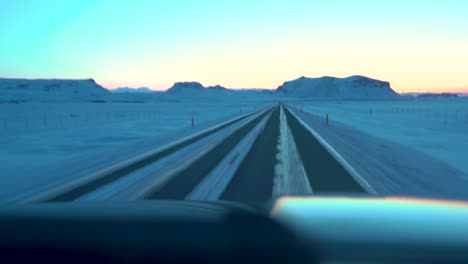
[1, 75, 467, 94]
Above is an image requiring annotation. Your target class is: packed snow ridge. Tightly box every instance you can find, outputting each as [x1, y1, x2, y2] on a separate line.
[277, 75, 399, 99]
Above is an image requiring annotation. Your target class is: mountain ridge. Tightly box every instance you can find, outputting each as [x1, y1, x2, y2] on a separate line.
[277, 75, 398, 99]
[0, 75, 404, 101]
[0, 78, 110, 101]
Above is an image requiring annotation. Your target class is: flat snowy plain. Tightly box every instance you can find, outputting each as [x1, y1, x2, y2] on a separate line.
[287, 98, 468, 176]
[1, 96, 467, 202]
[0, 99, 272, 201]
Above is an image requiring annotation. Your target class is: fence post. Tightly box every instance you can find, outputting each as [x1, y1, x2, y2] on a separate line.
[192, 112, 195, 128]
[326, 113, 329, 127]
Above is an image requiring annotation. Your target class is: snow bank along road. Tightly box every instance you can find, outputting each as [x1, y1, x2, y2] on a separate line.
[24, 104, 376, 204]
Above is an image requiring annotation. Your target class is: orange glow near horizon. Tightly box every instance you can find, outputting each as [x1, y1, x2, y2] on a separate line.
[98, 76, 468, 94]
[2, 1, 467, 93]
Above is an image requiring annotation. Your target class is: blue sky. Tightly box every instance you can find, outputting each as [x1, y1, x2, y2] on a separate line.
[1, 0, 467, 91]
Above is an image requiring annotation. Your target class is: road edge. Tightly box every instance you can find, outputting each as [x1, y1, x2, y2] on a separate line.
[284, 105, 378, 195]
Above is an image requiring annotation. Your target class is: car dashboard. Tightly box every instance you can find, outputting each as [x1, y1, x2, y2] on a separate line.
[1, 197, 468, 263]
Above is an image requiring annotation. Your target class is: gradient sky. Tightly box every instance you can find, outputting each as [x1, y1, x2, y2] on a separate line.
[1, 0, 467, 92]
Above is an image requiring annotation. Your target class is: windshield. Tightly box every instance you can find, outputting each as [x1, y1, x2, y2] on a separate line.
[1, 0, 467, 204]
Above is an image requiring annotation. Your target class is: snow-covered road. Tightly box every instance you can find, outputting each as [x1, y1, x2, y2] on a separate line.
[288, 105, 468, 201]
[13, 102, 465, 204]
[16, 104, 376, 204]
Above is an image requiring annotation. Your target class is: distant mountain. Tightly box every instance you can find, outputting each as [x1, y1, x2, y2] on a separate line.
[225, 88, 276, 98]
[276, 76, 399, 99]
[417, 93, 458, 99]
[0, 75, 406, 102]
[0, 78, 110, 102]
[166, 82, 205, 93]
[164, 82, 232, 99]
[206, 84, 229, 92]
[111, 87, 154, 93]
[166, 82, 230, 93]
[400, 92, 421, 97]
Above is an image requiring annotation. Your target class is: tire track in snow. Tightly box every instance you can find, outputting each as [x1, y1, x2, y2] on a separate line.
[220, 106, 281, 203]
[283, 106, 367, 193]
[143, 110, 272, 200]
[35, 110, 260, 202]
[75, 111, 266, 202]
[186, 110, 273, 200]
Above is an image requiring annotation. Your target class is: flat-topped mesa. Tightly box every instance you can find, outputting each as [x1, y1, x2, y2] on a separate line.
[0, 78, 110, 101]
[165, 82, 231, 97]
[277, 75, 399, 99]
[166, 82, 205, 93]
[0, 75, 402, 102]
[0, 77, 99, 88]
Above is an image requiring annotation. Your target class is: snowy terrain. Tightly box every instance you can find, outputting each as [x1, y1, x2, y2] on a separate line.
[1, 76, 467, 202]
[0, 78, 109, 102]
[163, 82, 233, 99]
[1, 77, 463, 103]
[289, 105, 468, 201]
[277, 76, 399, 99]
[0, 100, 273, 202]
[287, 98, 468, 176]
[111, 87, 155, 93]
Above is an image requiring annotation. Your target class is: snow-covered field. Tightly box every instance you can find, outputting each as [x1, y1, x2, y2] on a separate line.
[1, 90, 467, 202]
[287, 98, 468, 175]
[0, 99, 272, 201]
